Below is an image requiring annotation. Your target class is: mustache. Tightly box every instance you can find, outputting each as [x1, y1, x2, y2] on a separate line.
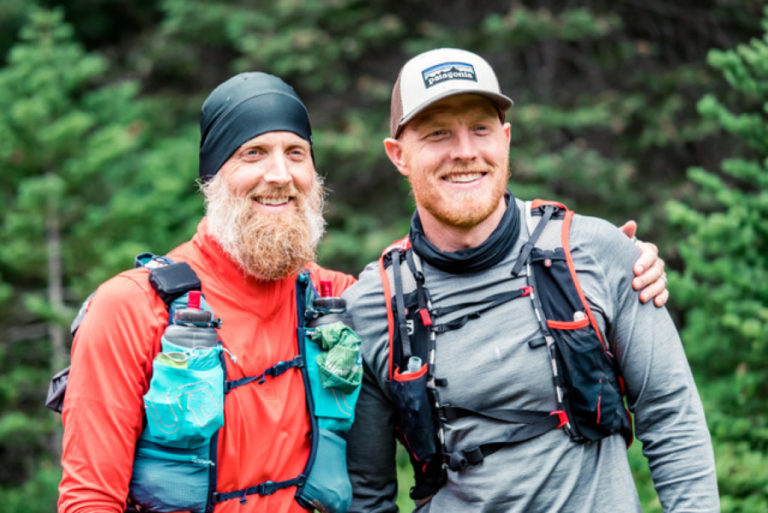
[246, 183, 301, 199]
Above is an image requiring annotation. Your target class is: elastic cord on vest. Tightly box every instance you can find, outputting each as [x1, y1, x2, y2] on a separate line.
[409, 191, 520, 274]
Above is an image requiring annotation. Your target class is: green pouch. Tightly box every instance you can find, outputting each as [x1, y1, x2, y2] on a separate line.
[311, 322, 363, 393]
[304, 322, 362, 434]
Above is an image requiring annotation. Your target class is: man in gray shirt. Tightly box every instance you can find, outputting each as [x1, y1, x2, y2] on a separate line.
[344, 48, 718, 512]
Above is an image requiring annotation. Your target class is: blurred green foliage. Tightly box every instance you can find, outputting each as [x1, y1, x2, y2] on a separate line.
[0, 1, 765, 511]
[666, 13, 768, 511]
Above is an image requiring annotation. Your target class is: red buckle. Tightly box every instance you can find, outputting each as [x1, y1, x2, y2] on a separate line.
[419, 308, 433, 327]
[520, 286, 533, 297]
[550, 410, 569, 429]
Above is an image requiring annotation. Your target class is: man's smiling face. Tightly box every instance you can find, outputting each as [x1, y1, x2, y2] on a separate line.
[203, 130, 325, 280]
[387, 94, 511, 231]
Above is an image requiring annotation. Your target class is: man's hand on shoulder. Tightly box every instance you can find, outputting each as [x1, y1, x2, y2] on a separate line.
[619, 220, 669, 307]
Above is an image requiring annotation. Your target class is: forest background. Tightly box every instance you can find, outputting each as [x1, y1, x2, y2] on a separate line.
[1, 1, 766, 512]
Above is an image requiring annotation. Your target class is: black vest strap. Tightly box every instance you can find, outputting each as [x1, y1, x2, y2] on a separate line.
[405, 249, 433, 327]
[442, 408, 563, 471]
[433, 287, 532, 333]
[511, 204, 556, 277]
[212, 476, 305, 504]
[440, 405, 555, 424]
[225, 355, 304, 393]
[148, 262, 202, 305]
[391, 250, 414, 361]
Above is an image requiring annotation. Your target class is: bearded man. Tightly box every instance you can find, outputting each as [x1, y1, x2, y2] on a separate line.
[344, 48, 717, 512]
[58, 72, 356, 513]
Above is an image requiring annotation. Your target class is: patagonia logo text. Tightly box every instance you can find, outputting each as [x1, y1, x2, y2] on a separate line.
[422, 62, 477, 88]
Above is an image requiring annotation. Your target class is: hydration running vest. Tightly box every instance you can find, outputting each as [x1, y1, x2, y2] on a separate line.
[378, 200, 633, 501]
[47, 254, 362, 513]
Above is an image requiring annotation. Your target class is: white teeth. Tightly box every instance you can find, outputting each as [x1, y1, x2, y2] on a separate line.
[446, 173, 483, 183]
[255, 197, 291, 205]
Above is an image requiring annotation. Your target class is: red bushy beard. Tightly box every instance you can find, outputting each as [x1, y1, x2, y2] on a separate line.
[201, 173, 326, 280]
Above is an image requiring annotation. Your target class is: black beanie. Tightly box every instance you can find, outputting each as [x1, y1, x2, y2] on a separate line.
[198, 72, 312, 180]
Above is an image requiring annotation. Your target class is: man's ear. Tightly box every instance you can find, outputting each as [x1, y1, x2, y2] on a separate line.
[383, 137, 409, 177]
[503, 121, 511, 144]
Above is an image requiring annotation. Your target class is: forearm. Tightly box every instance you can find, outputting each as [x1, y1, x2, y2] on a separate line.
[608, 265, 717, 510]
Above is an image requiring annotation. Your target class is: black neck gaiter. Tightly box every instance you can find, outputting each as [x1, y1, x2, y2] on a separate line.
[409, 191, 520, 274]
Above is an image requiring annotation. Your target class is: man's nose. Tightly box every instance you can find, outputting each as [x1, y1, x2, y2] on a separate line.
[263, 154, 292, 185]
[450, 127, 477, 161]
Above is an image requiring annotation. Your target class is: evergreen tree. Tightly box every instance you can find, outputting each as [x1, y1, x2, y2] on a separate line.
[667, 10, 768, 513]
[0, 9, 197, 511]
[0, 2, 764, 511]
[145, 1, 763, 273]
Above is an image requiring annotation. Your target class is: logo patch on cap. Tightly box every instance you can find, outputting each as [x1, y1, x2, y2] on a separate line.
[422, 62, 477, 88]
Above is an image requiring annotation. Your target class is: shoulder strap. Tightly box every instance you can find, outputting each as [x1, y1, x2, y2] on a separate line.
[391, 250, 413, 362]
[378, 237, 414, 379]
[147, 262, 202, 305]
[524, 200, 607, 351]
[511, 202, 557, 277]
[46, 253, 204, 414]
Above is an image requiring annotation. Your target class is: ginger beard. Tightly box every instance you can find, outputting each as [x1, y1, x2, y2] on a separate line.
[408, 159, 510, 230]
[202, 173, 326, 280]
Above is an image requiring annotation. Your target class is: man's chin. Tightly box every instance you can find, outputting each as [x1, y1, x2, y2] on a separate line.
[428, 199, 498, 229]
[204, 172, 326, 282]
[244, 263, 310, 282]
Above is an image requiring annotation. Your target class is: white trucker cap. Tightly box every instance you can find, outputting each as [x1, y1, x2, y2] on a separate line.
[389, 48, 513, 138]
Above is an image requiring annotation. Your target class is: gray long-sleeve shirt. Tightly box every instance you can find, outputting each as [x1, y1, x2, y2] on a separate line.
[343, 199, 718, 513]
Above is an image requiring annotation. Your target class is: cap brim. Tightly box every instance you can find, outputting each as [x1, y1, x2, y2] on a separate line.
[396, 89, 514, 137]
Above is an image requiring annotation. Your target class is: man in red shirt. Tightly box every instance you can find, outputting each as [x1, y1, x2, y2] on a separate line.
[58, 72, 355, 513]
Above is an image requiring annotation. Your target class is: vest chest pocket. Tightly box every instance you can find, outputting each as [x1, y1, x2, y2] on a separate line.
[130, 439, 213, 513]
[548, 322, 624, 440]
[304, 324, 362, 433]
[530, 245, 631, 443]
[131, 340, 223, 512]
[390, 363, 439, 463]
[142, 346, 225, 448]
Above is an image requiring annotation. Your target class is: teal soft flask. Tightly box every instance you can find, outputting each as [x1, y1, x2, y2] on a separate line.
[299, 429, 353, 513]
[130, 290, 224, 513]
[298, 280, 362, 513]
[142, 292, 224, 446]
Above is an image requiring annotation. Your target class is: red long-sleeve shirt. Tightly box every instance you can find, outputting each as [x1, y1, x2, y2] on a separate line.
[59, 218, 356, 513]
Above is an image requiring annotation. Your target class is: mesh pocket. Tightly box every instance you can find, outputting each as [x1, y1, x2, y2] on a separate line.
[130, 439, 212, 513]
[390, 364, 438, 463]
[552, 325, 624, 440]
[304, 329, 361, 434]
